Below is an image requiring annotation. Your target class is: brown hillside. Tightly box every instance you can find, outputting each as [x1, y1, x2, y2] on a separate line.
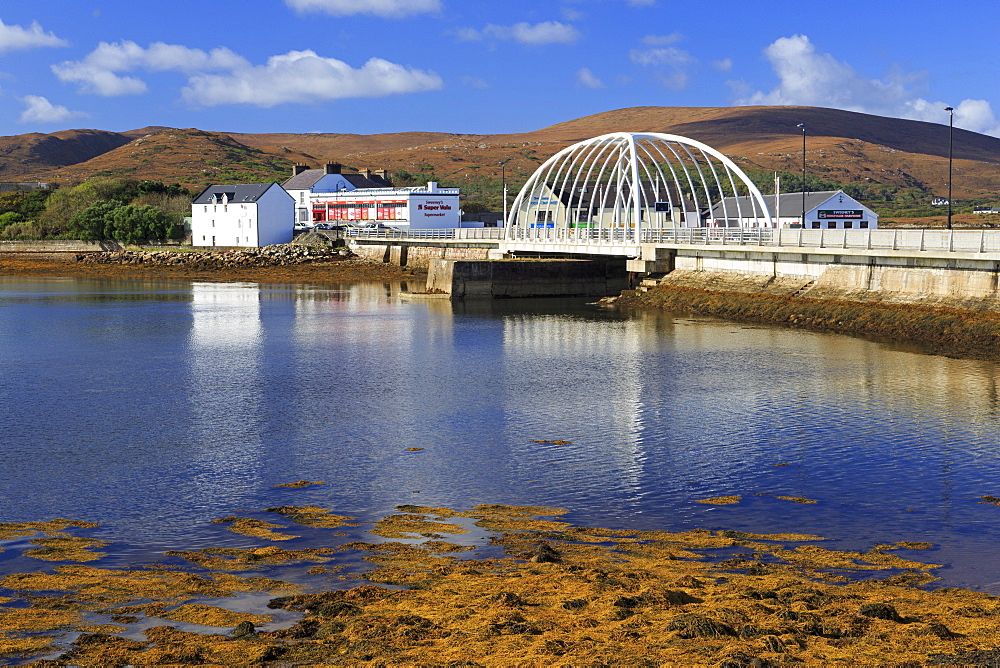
[40, 128, 316, 188]
[1, 106, 997, 199]
[0, 128, 132, 180]
[229, 131, 475, 161]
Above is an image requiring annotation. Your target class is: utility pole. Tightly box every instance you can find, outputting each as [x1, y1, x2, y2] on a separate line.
[945, 106, 954, 230]
[499, 160, 509, 227]
[797, 123, 806, 227]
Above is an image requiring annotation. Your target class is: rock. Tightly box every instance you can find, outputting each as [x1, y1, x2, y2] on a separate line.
[857, 602, 903, 622]
[230, 621, 256, 639]
[526, 542, 561, 563]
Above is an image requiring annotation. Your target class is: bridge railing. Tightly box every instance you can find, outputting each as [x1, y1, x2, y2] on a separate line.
[348, 228, 505, 240]
[348, 226, 1000, 254]
[641, 227, 1000, 254]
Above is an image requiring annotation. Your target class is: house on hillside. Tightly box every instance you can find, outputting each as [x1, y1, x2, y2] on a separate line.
[709, 190, 878, 229]
[283, 163, 392, 223]
[190, 183, 294, 248]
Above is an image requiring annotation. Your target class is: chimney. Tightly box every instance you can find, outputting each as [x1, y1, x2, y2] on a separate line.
[293, 163, 309, 176]
[427, 181, 438, 193]
[324, 162, 342, 175]
[374, 169, 391, 183]
[358, 168, 371, 179]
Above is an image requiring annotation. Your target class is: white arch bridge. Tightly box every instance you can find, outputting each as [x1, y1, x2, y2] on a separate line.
[348, 132, 1000, 266]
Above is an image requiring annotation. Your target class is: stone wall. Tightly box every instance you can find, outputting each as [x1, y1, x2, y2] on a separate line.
[0, 240, 111, 252]
[350, 242, 494, 268]
[669, 248, 1000, 309]
[427, 258, 629, 299]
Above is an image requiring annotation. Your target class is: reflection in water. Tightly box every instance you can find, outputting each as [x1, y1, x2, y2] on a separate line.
[3, 278, 1000, 590]
[187, 283, 266, 508]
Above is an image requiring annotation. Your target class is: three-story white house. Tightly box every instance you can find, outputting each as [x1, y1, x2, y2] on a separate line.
[191, 183, 294, 247]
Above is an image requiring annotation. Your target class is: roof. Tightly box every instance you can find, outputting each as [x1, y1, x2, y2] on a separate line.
[192, 183, 284, 204]
[709, 190, 866, 218]
[282, 169, 392, 191]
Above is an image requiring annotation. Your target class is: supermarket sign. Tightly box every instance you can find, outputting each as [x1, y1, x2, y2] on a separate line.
[817, 209, 863, 219]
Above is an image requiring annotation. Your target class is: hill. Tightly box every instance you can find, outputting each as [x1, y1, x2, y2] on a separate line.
[1, 106, 997, 205]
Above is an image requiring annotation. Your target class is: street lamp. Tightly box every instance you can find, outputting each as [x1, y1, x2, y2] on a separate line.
[499, 160, 509, 227]
[945, 106, 954, 230]
[797, 123, 806, 227]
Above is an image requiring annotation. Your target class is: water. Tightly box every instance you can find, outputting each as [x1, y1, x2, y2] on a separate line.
[2, 276, 1000, 593]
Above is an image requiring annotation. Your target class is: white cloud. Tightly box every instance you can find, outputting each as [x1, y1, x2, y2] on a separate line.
[461, 21, 581, 46]
[460, 75, 489, 89]
[181, 50, 442, 107]
[737, 34, 1000, 137]
[641, 33, 682, 46]
[629, 45, 695, 90]
[0, 19, 67, 54]
[53, 41, 247, 96]
[284, 0, 441, 18]
[712, 58, 733, 72]
[576, 67, 605, 89]
[18, 95, 87, 124]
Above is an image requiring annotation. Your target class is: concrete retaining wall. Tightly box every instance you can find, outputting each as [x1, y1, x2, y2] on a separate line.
[0, 240, 112, 252]
[427, 258, 629, 299]
[351, 242, 495, 268]
[671, 248, 1000, 307]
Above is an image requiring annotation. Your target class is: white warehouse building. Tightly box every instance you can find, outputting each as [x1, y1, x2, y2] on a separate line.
[710, 190, 878, 229]
[310, 182, 461, 229]
[191, 183, 294, 248]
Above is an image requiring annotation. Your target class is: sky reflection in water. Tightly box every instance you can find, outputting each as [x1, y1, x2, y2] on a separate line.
[2, 277, 1000, 591]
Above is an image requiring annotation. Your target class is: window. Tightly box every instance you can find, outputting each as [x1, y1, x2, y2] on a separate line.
[299, 192, 305, 203]
[203, 205, 208, 213]
[224, 205, 228, 213]
[811, 221, 820, 229]
[211, 220, 215, 227]
[860, 221, 869, 229]
[844, 221, 853, 229]
[827, 221, 836, 229]
[535, 210, 552, 223]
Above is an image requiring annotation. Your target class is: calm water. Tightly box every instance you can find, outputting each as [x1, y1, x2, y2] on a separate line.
[2, 276, 1000, 592]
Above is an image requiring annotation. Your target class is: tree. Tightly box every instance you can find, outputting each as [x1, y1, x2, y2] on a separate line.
[68, 202, 121, 241]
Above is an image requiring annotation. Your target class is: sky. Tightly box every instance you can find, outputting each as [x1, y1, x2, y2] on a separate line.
[1, 0, 998, 138]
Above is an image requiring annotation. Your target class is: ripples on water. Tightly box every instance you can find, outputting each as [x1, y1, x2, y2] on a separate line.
[2, 277, 1000, 591]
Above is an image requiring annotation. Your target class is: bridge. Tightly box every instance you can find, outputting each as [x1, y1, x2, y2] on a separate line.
[343, 131, 1000, 301]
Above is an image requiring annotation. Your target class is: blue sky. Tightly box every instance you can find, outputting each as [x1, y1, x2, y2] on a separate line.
[1, 0, 998, 137]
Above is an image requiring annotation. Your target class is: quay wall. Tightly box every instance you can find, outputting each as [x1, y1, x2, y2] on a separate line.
[428, 258, 629, 299]
[350, 241, 495, 268]
[0, 240, 110, 253]
[669, 248, 1000, 308]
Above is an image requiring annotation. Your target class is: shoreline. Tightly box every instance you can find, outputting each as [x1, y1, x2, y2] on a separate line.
[0, 250, 426, 285]
[2, 503, 998, 665]
[612, 282, 1000, 361]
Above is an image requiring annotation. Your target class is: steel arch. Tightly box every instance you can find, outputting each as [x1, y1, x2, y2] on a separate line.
[505, 132, 772, 242]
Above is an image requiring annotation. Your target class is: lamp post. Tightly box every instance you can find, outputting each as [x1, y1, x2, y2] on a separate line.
[797, 123, 806, 227]
[945, 106, 954, 230]
[499, 160, 509, 227]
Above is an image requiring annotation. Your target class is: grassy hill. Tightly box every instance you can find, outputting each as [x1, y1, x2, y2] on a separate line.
[1, 106, 997, 219]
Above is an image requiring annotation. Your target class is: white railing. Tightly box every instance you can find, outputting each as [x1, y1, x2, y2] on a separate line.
[348, 227, 505, 240]
[347, 226, 1000, 255]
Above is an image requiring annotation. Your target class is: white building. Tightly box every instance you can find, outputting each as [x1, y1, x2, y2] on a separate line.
[710, 190, 878, 229]
[515, 180, 703, 229]
[310, 181, 462, 229]
[283, 163, 392, 223]
[191, 183, 294, 247]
